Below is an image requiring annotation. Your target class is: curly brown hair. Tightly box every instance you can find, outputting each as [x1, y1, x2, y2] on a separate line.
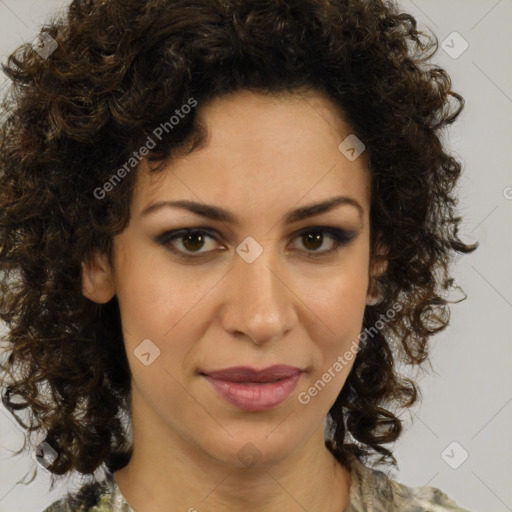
[0, 0, 477, 490]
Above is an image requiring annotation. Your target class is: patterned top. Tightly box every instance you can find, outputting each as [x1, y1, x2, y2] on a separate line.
[42, 454, 472, 512]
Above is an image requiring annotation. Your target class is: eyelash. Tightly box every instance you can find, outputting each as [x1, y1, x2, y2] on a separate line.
[154, 226, 357, 261]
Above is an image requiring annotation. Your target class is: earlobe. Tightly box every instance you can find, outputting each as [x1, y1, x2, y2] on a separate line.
[81, 253, 116, 304]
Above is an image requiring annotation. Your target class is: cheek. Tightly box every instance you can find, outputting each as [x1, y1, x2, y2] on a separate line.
[112, 245, 201, 361]
[295, 276, 366, 414]
[308, 276, 366, 373]
[304, 251, 370, 344]
[297, 247, 369, 396]
[114, 265, 202, 412]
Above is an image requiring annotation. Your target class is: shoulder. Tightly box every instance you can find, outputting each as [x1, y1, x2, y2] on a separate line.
[41, 473, 118, 512]
[345, 453, 472, 512]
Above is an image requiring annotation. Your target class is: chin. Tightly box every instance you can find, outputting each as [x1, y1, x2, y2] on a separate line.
[201, 431, 299, 470]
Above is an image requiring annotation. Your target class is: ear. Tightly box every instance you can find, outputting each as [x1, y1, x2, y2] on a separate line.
[366, 242, 388, 306]
[81, 252, 116, 304]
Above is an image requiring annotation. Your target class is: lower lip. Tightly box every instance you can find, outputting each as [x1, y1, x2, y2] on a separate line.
[203, 373, 303, 412]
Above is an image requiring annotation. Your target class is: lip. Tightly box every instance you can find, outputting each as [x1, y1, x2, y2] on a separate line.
[201, 365, 304, 412]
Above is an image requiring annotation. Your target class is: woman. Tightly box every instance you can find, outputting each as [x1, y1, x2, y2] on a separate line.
[0, 0, 477, 510]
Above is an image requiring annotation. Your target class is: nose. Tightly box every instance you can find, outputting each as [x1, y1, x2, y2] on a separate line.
[219, 243, 297, 346]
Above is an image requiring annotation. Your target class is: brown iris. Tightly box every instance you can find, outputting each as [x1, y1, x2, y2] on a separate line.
[302, 232, 323, 251]
[182, 232, 207, 252]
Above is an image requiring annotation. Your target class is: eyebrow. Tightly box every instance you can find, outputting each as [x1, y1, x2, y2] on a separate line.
[140, 195, 364, 225]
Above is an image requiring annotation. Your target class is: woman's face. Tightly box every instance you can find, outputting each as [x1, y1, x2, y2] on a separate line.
[83, 89, 374, 468]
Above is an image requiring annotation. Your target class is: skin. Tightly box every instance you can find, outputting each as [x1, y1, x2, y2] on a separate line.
[82, 88, 384, 512]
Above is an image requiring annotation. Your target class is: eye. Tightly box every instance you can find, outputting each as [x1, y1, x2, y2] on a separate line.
[290, 227, 356, 257]
[155, 229, 220, 258]
[155, 226, 357, 260]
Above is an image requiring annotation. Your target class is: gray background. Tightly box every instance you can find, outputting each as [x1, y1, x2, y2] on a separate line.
[0, 1, 511, 511]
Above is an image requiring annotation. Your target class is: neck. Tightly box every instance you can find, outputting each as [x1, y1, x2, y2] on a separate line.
[114, 389, 351, 512]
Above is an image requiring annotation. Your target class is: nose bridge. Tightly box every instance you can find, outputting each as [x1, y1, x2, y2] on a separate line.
[223, 236, 296, 343]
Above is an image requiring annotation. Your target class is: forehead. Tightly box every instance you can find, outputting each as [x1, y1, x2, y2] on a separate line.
[132, 89, 371, 220]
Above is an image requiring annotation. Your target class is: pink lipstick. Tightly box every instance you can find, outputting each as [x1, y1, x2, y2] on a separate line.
[201, 365, 303, 412]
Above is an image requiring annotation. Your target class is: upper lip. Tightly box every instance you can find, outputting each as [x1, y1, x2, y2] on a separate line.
[201, 365, 304, 383]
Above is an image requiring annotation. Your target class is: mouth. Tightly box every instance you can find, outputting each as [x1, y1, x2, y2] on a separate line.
[201, 365, 304, 382]
[200, 365, 304, 412]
